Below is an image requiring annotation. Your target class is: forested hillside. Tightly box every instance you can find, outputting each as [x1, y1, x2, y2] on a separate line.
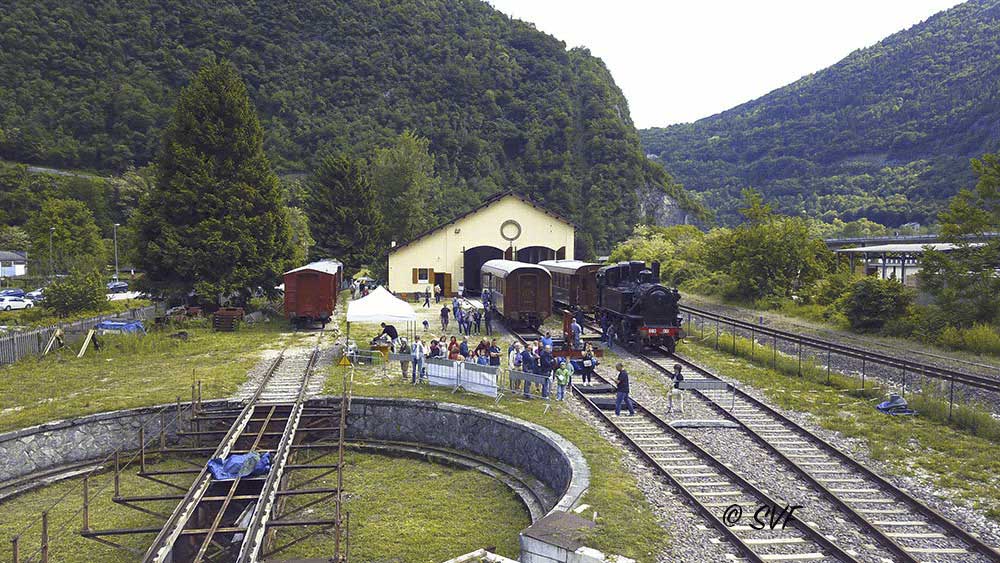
[641, 0, 1000, 226]
[0, 0, 702, 254]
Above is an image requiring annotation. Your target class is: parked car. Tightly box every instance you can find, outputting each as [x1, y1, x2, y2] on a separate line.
[26, 288, 45, 301]
[0, 296, 33, 311]
[0, 288, 26, 298]
[107, 281, 129, 293]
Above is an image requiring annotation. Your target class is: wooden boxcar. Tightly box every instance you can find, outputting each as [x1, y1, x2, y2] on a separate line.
[283, 260, 343, 328]
[481, 259, 552, 328]
[539, 259, 602, 312]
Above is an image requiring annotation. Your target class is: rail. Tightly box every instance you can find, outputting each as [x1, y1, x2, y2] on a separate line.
[637, 347, 1000, 562]
[680, 304, 1000, 395]
[571, 372, 861, 563]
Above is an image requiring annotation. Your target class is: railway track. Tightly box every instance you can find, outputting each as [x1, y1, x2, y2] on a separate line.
[520, 319, 1000, 562]
[574, 372, 859, 562]
[633, 347, 1000, 563]
[79, 342, 350, 563]
[505, 329, 855, 561]
[680, 304, 1000, 394]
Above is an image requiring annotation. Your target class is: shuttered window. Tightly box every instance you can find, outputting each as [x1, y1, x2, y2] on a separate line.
[417, 268, 430, 283]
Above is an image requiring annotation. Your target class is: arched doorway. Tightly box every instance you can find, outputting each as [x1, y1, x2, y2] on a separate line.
[516, 246, 556, 264]
[464, 245, 504, 294]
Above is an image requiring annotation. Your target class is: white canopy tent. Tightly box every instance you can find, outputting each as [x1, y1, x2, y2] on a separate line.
[345, 286, 417, 341]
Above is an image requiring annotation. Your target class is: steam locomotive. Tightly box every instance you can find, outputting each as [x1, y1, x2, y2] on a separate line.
[597, 261, 684, 353]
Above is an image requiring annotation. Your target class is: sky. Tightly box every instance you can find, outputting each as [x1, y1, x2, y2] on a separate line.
[486, 0, 961, 129]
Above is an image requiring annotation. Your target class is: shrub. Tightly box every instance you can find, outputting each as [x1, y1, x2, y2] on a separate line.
[841, 277, 913, 332]
[938, 323, 1000, 356]
[44, 269, 107, 317]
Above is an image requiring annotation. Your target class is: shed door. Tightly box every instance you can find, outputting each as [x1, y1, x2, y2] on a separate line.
[520, 273, 538, 311]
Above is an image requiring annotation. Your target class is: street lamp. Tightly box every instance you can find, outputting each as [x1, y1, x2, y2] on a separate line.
[113, 223, 120, 281]
[49, 227, 55, 278]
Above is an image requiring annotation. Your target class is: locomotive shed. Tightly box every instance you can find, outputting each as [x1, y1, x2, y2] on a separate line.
[387, 191, 577, 298]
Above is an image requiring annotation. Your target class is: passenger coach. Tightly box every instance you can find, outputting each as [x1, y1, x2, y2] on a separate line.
[481, 259, 552, 328]
[283, 259, 343, 328]
[539, 259, 602, 312]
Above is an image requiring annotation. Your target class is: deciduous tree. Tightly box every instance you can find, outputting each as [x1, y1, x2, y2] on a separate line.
[25, 199, 106, 274]
[372, 131, 439, 246]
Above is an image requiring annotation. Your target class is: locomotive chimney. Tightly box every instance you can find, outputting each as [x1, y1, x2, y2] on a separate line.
[651, 261, 661, 282]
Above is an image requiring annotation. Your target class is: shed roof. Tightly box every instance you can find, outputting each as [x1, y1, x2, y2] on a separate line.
[284, 259, 343, 276]
[836, 243, 983, 253]
[388, 191, 576, 254]
[0, 251, 26, 262]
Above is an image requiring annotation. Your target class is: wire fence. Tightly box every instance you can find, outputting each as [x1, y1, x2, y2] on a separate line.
[0, 304, 159, 366]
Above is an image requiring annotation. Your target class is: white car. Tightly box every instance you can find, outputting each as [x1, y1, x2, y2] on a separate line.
[0, 296, 33, 311]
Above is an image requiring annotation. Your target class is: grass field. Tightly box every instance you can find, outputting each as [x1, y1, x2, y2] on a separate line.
[274, 451, 531, 561]
[1, 450, 528, 563]
[0, 456, 195, 563]
[0, 319, 309, 432]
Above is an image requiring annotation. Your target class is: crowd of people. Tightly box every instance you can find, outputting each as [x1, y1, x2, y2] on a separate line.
[365, 295, 666, 416]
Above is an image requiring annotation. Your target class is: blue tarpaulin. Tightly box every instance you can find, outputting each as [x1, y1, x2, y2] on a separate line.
[207, 452, 272, 481]
[95, 320, 146, 334]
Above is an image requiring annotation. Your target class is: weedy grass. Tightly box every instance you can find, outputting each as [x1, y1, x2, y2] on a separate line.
[0, 319, 309, 432]
[273, 451, 531, 562]
[680, 333, 1000, 519]
[327, 319, 667, 562]
[0, 456, 196, 563]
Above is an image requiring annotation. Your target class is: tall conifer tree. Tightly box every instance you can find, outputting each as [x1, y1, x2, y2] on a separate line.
[307, 153, 383, 269]
[134, 61, 291, 302]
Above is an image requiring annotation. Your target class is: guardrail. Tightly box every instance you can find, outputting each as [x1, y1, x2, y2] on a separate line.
[0, 304, 160, 366]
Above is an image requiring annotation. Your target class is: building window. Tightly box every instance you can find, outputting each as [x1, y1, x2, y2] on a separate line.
[417, 268, 430, 283]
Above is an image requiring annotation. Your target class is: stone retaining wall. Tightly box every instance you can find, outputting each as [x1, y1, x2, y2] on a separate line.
[0, 399, 234, 484]
[1, 397, 589, 518]
[336, 397, 590, 514]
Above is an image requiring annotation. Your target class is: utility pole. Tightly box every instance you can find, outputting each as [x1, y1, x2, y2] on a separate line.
[113, 223, 120, 281]
[49, 227, 55, 279]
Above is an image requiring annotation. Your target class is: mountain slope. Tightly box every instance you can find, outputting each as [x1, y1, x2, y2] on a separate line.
[0, 0, 702, 253]
[641, 0, 1000, 226]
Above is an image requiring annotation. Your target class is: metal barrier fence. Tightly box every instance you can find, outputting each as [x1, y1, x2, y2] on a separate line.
[0, 304, 159, 366]
[382, 352, 559, 406]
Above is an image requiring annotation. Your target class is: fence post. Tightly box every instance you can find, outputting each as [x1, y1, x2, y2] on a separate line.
[731, 321, 736, 353]
[40, 511, 48, 563]
[82, 475, 90, 533]
[948, 375, 955, 421]
[715, 318, 719, 350]
[772, 335, 776, 369]
[750, 326, 755, 359]
[797, 341, 802, 376]
[901, 367, 907, 397]
[826, 347, 831, 385]
[12, 535, 18, 563]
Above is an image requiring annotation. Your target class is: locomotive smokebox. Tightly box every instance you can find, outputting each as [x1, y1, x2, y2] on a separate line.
[651, 261, 661, 282]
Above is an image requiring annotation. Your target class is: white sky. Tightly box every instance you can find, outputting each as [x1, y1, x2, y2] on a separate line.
[486, 0, 961, 128]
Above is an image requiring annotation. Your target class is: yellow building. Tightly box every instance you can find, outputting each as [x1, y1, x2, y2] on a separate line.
[388, 192, 575, 296]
